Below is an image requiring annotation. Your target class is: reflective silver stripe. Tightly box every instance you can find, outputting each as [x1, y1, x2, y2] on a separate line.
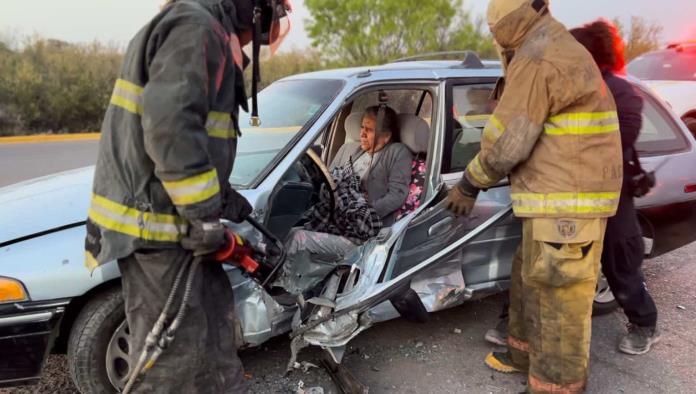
[206, 112, 236, 139]
[511, 192, 620, 215]
[110, 79, 144, 115]
[162, 168, 220, 206]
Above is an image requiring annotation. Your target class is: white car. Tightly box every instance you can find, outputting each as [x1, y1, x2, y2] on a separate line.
[628, 42, 696, 137]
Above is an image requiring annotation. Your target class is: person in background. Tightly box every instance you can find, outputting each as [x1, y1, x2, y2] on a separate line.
[571, 19, 660, 355]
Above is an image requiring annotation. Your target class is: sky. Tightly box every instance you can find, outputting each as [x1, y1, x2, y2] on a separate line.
[2, 0, 696, 50]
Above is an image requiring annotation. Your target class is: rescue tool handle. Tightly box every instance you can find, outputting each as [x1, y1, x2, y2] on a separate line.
[245, 216, 287, 288]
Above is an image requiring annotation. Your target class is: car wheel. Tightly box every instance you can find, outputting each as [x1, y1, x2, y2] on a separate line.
[67, 286, 128, 393]
[683, 116, 696, 139]
[592, 272, 618, 316]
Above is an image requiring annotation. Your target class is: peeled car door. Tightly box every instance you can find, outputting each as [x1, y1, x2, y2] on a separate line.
[379, 80, 521, 314]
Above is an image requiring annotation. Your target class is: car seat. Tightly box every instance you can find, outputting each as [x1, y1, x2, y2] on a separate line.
[396, 114, 430, 220]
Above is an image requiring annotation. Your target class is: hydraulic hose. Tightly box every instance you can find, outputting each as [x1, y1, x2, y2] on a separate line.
[121, 256, 200, 394]
[141, 257, 202, 374]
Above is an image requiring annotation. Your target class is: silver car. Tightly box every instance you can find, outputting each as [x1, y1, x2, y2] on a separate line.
[2, 55, 696, 392]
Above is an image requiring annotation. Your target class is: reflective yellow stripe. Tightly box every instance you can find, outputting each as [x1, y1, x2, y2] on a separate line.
[466, 154, 496, 187]
[110, 95, 143, 115]
[162, 168, 220, 206]
[110, 78, 144, 115]
[549, 111, 617, 122]
[458, 114, 491, 124]
[511, 192, 620, 215]
[206, 111, 237, 139]
[115, 79, 144, 95]
[545, 111, 619, 135]
[88, 194, 187, 242]
[483, 114, 505, 142]
[85, 251, 99, 271]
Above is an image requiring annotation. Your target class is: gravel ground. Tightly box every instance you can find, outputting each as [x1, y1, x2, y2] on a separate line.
[3, 241, 696, 394]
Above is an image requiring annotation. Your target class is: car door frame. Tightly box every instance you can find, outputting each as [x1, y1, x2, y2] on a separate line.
[633, 83, 696, 257]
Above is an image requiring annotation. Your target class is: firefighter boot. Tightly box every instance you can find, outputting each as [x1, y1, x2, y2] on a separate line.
[485, 352, 523, 374]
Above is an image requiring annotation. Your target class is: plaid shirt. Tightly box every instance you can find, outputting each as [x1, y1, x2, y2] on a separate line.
[303, 159, 382, 242]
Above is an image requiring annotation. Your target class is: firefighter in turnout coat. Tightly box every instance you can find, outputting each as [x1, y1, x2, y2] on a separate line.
[84, 0, 290, 392]
[445, 0, 623, 392]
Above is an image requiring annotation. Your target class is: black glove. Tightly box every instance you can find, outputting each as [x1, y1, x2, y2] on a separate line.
[222, 187, 253, 223]
[181, 218, 226, 256]
[446, 174, 480, 216]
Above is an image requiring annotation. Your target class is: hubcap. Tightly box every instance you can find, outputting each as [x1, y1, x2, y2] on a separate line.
[594, 273, 615, 304]
[106, 320, 131, 390]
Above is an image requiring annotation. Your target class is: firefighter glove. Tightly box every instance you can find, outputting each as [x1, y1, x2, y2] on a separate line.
[181, 218, 227, 256]
[446, 175, 480, 216]
[222, 187, 253, 223]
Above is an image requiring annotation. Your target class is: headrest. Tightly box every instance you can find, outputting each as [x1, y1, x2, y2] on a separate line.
[345, 112, 363, 142]
[398, 114, 430, 154]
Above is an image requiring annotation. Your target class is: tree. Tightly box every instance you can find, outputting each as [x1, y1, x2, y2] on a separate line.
[304, 0, 494, 66]
[245, 49, 323, 92]
[614, 16, 663, 62]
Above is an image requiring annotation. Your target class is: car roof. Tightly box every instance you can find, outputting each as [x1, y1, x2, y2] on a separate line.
[280, 58, 657, 95]
[281, 60, 503, 82]
[639, 42, 696, 58]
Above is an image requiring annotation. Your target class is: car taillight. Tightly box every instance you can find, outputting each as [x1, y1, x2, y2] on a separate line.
[685, 184, 696, 193]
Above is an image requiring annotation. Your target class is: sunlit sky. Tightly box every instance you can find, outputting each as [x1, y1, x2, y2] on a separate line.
[2, 0, 696, 50]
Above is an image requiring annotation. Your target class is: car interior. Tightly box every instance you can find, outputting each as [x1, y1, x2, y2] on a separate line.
[263, 87, 436, 243]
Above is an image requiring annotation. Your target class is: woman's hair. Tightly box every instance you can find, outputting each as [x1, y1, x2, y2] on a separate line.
[363, 105, 400, 141]
[570, 19, 626, 73]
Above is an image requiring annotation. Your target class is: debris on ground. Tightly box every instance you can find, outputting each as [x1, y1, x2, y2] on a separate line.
[296, 380, 325, 394]
[677, 305, 686, 310]
[453, 328, 462, 334]
[290, 361, 320, 373]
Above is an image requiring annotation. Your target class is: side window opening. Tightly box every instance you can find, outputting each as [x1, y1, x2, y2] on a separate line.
[636, 92, 690, 155]
[442, 83, 497, 174]
[325, 87, 436, 219]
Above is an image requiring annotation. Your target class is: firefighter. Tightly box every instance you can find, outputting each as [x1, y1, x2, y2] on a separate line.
[445, 0, 623, 392]
[84, 0, 291, 392]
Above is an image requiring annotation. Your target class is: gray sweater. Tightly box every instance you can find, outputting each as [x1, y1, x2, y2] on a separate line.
[330, 142, 413, 226]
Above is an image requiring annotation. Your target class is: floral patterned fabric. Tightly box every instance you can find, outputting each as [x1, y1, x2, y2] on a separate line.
[396, 154, 427, 220]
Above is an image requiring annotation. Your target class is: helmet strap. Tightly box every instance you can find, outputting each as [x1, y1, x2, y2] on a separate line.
[250, 1, 262, 126]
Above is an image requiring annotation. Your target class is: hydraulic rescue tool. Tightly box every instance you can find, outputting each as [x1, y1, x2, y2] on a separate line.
[122, 217, 284, 393]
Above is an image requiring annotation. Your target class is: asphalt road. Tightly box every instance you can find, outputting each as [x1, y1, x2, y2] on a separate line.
[0, 140, 98, 188]
[1, 141, 695, 393]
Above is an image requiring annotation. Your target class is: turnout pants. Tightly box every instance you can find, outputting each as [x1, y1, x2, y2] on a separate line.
[118, 247, 247, 394]
[507, 218, 606, 394]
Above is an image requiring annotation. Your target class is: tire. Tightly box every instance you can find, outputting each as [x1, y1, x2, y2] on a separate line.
[592, 272, 618, 316]
[683, 116, 696, 140]
[67, 286, 127, 394]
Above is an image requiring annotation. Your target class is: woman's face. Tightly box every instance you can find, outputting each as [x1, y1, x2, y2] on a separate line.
[360, 115, 391, 153]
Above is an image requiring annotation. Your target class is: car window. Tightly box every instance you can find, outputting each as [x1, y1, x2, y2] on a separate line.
[233, 79, 344, 187]
[628, 49, 696, 81]
[352, 90, 431, 119]
[636, 92, 690, 154]
[442, 83, 496, 174]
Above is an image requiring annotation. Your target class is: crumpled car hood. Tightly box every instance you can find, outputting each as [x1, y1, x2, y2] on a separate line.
[0, 166, 94, 244]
